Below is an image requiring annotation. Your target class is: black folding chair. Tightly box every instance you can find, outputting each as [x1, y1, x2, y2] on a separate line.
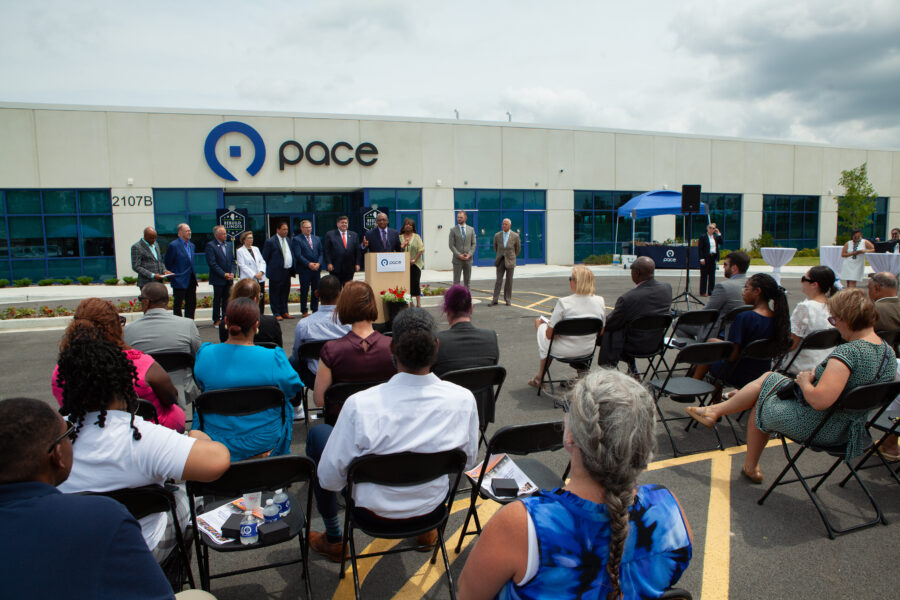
[255, 341, 279, 350]
[194, 386, 287, 435]
[659, 589, 693, 600]
[186, 455, 315, 596]
[135, 399, 159, 424]
[340, 449, 468, 599]
[715, 304, 752, 339]
[323, 381, 386, 426]
[842, 408, 900, 486]
[776, 328, 843, 374]
[758, 380, 900, 539]
[150, 351, 195, 373]
[83, 484, 195, 591]
[537, 317, 604, 398]
[455, 421, 569, 553]
[297, 340, 329, 425]
[648, 341, 736, 456]
[876, 329, 900, 355]
[619, 313, 674, 381]
[650, 309, 720, 380]
[440, 365, 507, 448]
[715, 338, 787, 440]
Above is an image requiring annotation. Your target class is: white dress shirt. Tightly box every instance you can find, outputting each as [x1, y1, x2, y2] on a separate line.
[317, 372, 479, 518]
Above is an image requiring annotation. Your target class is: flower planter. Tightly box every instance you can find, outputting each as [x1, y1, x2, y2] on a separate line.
[384, 301, 409, 330]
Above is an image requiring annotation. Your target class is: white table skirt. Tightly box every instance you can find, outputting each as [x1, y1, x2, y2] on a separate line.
[866, 252, 900, 276]
[760, 247, 797, 284]
[820, 246, 844, 284]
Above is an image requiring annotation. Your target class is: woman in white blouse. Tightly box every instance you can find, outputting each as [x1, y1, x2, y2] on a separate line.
[529, 265, 606, 388]
[236, 231, 268, 315]
[784, 265, 837, 373]
[839, 229, 874, 287]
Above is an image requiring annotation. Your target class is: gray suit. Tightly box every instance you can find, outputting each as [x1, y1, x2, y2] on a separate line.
[449, 224, 476, 288]
[130, 239, 166, 289]
[677, 272, 747, 340]
[123, 308, 201, 407]
[492, 230, 520, 304]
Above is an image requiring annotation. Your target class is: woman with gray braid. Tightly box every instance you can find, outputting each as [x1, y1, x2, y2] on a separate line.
[459, 369, 692, 600]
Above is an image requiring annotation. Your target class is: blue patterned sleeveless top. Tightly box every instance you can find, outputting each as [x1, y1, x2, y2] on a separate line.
[498, 484, 692, 600]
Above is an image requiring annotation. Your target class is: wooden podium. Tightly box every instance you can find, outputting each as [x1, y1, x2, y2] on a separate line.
[364, 252, 410, 323]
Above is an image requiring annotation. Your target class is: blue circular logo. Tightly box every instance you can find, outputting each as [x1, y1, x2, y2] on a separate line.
[204, 121, 266, 182]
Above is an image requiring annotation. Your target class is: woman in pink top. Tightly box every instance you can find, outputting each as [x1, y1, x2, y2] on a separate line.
[51, 298, 185, 433]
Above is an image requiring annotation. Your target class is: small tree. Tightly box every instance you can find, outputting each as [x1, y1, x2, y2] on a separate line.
[836, 162, 878, 244]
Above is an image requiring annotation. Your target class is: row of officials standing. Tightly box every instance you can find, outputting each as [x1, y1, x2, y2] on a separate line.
[129, 214, 408, 323]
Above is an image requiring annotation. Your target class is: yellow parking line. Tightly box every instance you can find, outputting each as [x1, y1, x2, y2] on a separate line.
[701, 454, 732, 600]
[333, 538, 402, 599]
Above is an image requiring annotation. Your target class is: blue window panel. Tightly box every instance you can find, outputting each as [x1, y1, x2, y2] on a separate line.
[45, 216, 79, 258]
[189, 214, 217, 252]
[0, 261, 9, 280]
[0, 217, 7, 259]
[477, 190, 500, 210]
[226, 194, 265, 213]
[524, 190, 546, 210]
[501, 190, 524, 210]
[79, 190, 111, 213]
[12, 259, 47, 280]
[82, 257, 116, 280]
[312, 194, 340, 212]
[6, 190, 40, 214]
[8, 216, 44, 258]
[187, 190, 219, 212]
[47, 259, 81, 278]
[155, 190, 187, 213]
[367, 189, 396, 208]
[194, 254, 209, 275]
[397, 189, 421, 210]
[43, 190, 76, 214]
[574, 244, 594, 262]
[80, 215, 114, 257]
[454, 190, 476, 210]
[574, 191, 593, 210]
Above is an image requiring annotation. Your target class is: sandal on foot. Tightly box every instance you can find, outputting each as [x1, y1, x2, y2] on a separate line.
[741, 466, 764, 484]
[527, 377, 542, 388]
[685, 406, 718, 429]
[876, 443, 900, 461]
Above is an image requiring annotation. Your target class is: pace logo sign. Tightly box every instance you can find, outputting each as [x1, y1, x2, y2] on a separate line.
[376, 253, 405, 273]
[663, 249, 677, 263]
[203, 121, 379, 182]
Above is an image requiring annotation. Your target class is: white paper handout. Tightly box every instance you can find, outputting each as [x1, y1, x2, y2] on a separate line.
[465, 453, 538, 497]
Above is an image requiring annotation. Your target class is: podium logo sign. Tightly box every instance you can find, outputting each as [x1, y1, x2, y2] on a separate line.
[377, 253, 405, 273]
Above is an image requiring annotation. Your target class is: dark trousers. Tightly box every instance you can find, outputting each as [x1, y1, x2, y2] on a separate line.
[299, 270, 320, 313]
[172, 278, 197, 319]
[306, 424, 339, 520]
[330, 269, 354, 286]
[211, 281, 232, 322]
[492, 262, 514, 303]
[269, 277, 290, 316]
[699, 256, 717, 295]
[258, 281, 266, 315]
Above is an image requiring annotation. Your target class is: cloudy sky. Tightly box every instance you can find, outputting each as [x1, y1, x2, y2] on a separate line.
[1, 0, 898, 148]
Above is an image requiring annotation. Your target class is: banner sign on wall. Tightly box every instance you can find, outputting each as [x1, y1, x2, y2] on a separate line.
[217, 208, 249, 241]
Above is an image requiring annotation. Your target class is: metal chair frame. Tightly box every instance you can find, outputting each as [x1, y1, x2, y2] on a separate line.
[649, 309, 719, 381]
[439, 365, 507, 449]
[536, 317, 603, 398]
[193, 386, 286, 432]
[323, 381, 387, 426]
[297, 340, 329, 426]
[619, 313, 674, 382]
[757, 380, 900, 539]
[776, 328, 843, 375]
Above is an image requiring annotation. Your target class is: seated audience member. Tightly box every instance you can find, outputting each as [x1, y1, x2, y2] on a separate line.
[458, 369, 692, 599]
[217, 278, 283, 348]
[596, 257, 673, 368]
[52, 298, 185, 433]
[308, 308, 479, 561]
[675, 250, 750, 341]
[312, 281, 397, 409]
[868, 271, 900, 331]
[195, 298, 303, 461]
[432, 284, 499, 376]
[124, 281, 202, 407]
[695, 273, 792, 389]
[290, 274, 350, 389]
[55, 330, 230, 562]
[688, 289, 897, 481]
[783, 266, 837, 374]
[529, 265, 606, 388]
[0, 397, 185, 599]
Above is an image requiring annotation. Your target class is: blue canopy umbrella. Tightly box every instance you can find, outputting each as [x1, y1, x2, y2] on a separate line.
[614, 190, 708, 255]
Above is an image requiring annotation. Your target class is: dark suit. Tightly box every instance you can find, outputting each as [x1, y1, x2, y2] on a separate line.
[676, 272, 747, 340]
[163, 238, 197, 319]
[433, 321, 500, 429]
[323, 229, 361, 285]
[364, 227, 402, 253]
[698, 232, 724, 295]
[262, 234, 295, 316]
[597, 278, 673, 365]
[205, 239, 235, 323]
[130, 239, 166, 289]
[292, 234, 323, 313]
[875, 297, 900, 331]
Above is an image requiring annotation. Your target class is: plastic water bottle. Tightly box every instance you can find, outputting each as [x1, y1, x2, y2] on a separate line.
[273, 488, 290, 517]
[240, 510, 258, 545]
[263, 499, 280, 523]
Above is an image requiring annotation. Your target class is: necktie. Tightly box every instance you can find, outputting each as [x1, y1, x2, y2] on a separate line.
[461, 226, 465, 239]
[307, 235, 313, 249]
[381, 229, 387, 247]
[281, 236, 289, 262]
[342, 232, 347, 248]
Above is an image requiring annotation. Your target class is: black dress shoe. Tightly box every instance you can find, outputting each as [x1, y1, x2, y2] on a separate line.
[505, 301, 511, 306]
[489, 301, 498, 306]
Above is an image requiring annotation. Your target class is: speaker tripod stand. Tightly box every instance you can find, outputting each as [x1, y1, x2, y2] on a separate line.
[671, 215, 705, 311]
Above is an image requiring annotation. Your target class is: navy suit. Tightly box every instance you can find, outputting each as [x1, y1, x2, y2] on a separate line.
[293, 233, 323, 313]
[322, 229, 362, 285]
[364, 227, 402, 253]
[163, 237, 197, 319]
[262, 234, 294, 316]
[698, 232, 724, 295]
[205, 239, 235, 322]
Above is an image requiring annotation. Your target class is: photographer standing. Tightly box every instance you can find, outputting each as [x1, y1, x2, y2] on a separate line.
[698, 222, 723, 297]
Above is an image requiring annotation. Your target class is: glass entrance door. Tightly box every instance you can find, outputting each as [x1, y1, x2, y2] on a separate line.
[267, 214, 315, 238]
[523, 211, 545, 263]
[472, 210, 545, 266]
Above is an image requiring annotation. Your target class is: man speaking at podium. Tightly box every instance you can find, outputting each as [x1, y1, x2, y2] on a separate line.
[362, 212, 401, 252]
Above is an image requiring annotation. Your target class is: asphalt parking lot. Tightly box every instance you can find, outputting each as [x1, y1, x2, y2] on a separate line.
[2, 267, 899, 600]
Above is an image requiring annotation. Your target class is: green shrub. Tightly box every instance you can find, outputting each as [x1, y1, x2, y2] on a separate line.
[57, 278, 73, 285]
[0, 279, 8, 287]
[583, 254, 613, 265]
[37, 279, 55, 286]
[795, 248, 819, 258]
[13, 278, 32, 288]
[122, 276, 138, 285]
[77, 276, 94, 285]
[748, 233, 776, 259]
[104, 277, 120, 286]
[198, 273, 210, 282]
